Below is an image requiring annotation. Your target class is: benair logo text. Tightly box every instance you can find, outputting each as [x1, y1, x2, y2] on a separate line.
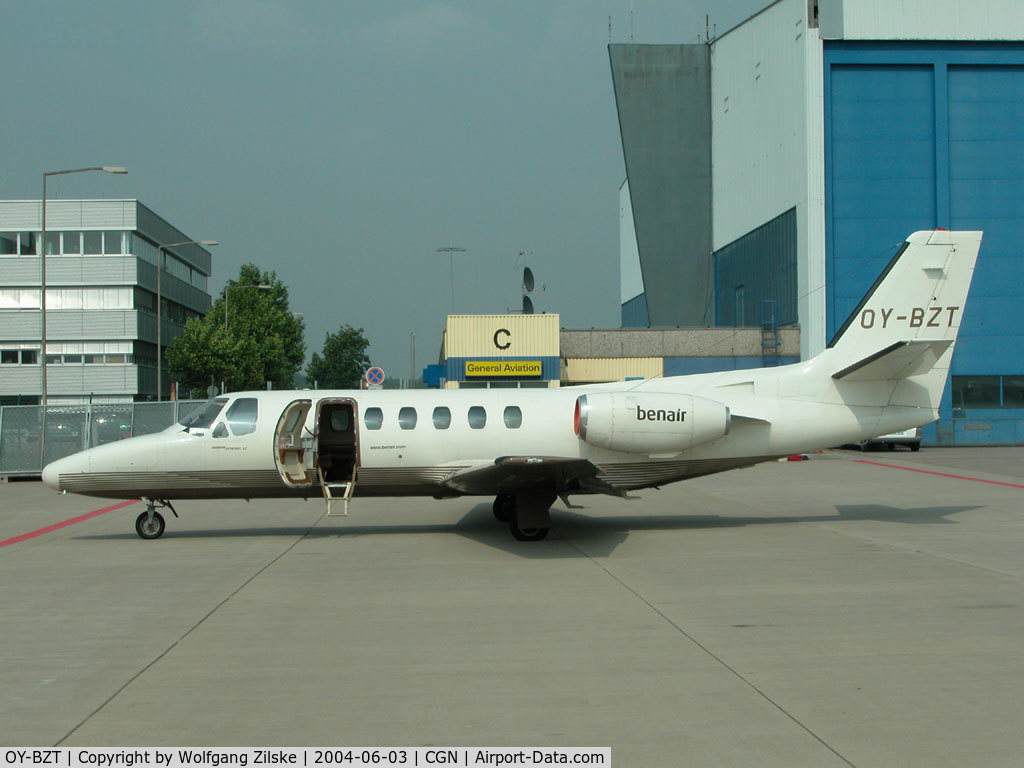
[860, 306, 961, 329]
[636, 406, 686, 422]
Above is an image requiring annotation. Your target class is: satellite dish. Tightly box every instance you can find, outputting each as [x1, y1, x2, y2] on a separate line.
[522, 295, 534, 314]
[523, 267, 535, 293]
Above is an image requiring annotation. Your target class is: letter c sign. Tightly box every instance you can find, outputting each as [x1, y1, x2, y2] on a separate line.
[493, 328, 511, 350]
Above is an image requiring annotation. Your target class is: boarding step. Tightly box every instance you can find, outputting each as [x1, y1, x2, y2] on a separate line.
[323, 482, 354, 517]
[318, 466, 355, 517]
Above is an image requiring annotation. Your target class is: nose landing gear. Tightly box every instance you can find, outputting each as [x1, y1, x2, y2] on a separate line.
[135, 498, 178, 540]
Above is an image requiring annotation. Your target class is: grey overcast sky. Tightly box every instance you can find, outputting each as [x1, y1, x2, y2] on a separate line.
[1, 0, 766, 381]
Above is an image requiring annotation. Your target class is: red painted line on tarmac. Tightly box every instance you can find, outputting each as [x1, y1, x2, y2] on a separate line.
[0, 499, 139, 548]
[854, 459, 1024, 489]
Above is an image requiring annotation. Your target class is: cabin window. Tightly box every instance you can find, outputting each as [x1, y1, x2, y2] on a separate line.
[432, 406, 451, 429]
[212, 422, 229, 438]
[468, 406, 487, 429]
[364, 407, 383, 430]
[398, 406, 417, 430]
[329, 408, 350, 432]
[225, 397, 258, 436]
[179, 397, 227, 429]
[503, 405, 522, 429]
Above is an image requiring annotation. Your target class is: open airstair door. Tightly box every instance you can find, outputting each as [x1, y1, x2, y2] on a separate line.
[274, 399, 313, 487]
[315, 398, 359, 516]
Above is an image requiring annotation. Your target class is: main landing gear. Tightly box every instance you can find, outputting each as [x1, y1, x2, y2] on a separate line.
[135, 498, 178, 540]
[493, 491, 554, 542]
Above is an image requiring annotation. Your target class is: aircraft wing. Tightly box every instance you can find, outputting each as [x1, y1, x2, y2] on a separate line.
[441, 456, 607, 496]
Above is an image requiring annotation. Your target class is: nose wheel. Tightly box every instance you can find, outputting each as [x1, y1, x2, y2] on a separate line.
[135, 510, 165, 539]
[135, 498, 177, 540]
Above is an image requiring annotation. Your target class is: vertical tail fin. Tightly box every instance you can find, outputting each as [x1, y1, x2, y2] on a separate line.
[827, 230, 981, 371]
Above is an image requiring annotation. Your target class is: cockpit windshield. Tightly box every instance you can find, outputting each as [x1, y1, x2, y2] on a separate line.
[178, 397, 228, 429]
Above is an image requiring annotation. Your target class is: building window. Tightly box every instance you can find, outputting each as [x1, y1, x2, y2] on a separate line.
[0, 233, 15, 255]
[398, 406, 417, 430]
[468, 406, 487, 429]
[62, 231, 81, 254]
[84, 231, 102, 254]
[44, 287, 132, 310]
[0, 288, 41, 309]
[104, 231, 123, 255]
[364, 407, 383, 430]
[1003, 377, 1024, 408]
[503, 406, 523, 429]
[45, 232, 60, 255]
[432, 406, 452, 429]
[1, 350, 37, 364]
[19, 232, 37, 255]
[952, 376, 1003, 409]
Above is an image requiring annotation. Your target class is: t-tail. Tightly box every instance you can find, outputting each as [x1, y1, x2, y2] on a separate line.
[817, 230, 982, 411]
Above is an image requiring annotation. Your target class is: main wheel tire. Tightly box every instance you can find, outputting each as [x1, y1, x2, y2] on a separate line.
[135, 510, 166, 540]
[493, 494, 514, 523]
[910, 443, 921, 452]
[509, 518, 549, 542]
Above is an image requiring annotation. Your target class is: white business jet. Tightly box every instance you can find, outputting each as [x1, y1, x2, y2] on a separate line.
[43, 231, 981, 542]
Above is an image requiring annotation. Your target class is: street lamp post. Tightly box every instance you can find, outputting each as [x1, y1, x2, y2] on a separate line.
[436, 246, 466, 314]
[40, 166, 126, 405]
[155, 240, 218, 401]
[224, 283, 272, 331]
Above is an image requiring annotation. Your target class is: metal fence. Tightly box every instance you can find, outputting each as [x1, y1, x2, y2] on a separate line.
[0, 401, 204, 476]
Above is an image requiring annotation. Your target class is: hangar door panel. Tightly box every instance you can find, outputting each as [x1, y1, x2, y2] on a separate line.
[826, 64, 936, 339]
[948, 65, 1024, 373]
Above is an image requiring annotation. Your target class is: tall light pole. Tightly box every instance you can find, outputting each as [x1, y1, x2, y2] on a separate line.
[40, 166, 127, 405]
[225, 283, 272, 330]
[156, 240, 218, 401]
[436, 246, 466, 314]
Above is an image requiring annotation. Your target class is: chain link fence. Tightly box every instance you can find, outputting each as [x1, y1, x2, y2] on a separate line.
[0, 401, 204, 476]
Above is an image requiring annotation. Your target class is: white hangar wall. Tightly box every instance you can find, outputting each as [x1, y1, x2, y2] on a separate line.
[710, 0, 826, 360]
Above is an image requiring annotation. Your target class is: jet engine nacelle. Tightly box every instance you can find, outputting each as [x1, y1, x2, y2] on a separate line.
[575, 392, 730, 455]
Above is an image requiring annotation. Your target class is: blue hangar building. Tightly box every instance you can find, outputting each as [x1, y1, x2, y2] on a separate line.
[612, 0, 1024, 445]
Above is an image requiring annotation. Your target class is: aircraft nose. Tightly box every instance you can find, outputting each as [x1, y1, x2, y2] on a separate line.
[42, 453, 82, 491]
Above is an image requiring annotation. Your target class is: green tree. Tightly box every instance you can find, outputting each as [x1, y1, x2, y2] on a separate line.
[167, 264, 305, 394]
[307, 325, 372, 389]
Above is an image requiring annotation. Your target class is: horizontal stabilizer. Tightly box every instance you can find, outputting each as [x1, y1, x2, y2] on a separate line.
[832, 339, 953, 381]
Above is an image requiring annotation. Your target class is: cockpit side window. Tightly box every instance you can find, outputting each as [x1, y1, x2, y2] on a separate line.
[225, 397, 259, 436]
[212, 422, 229, 438]
[179, 397, 228, 429]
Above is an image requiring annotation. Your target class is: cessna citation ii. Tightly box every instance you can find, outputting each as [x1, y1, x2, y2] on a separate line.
[43, 230, 981, 542]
